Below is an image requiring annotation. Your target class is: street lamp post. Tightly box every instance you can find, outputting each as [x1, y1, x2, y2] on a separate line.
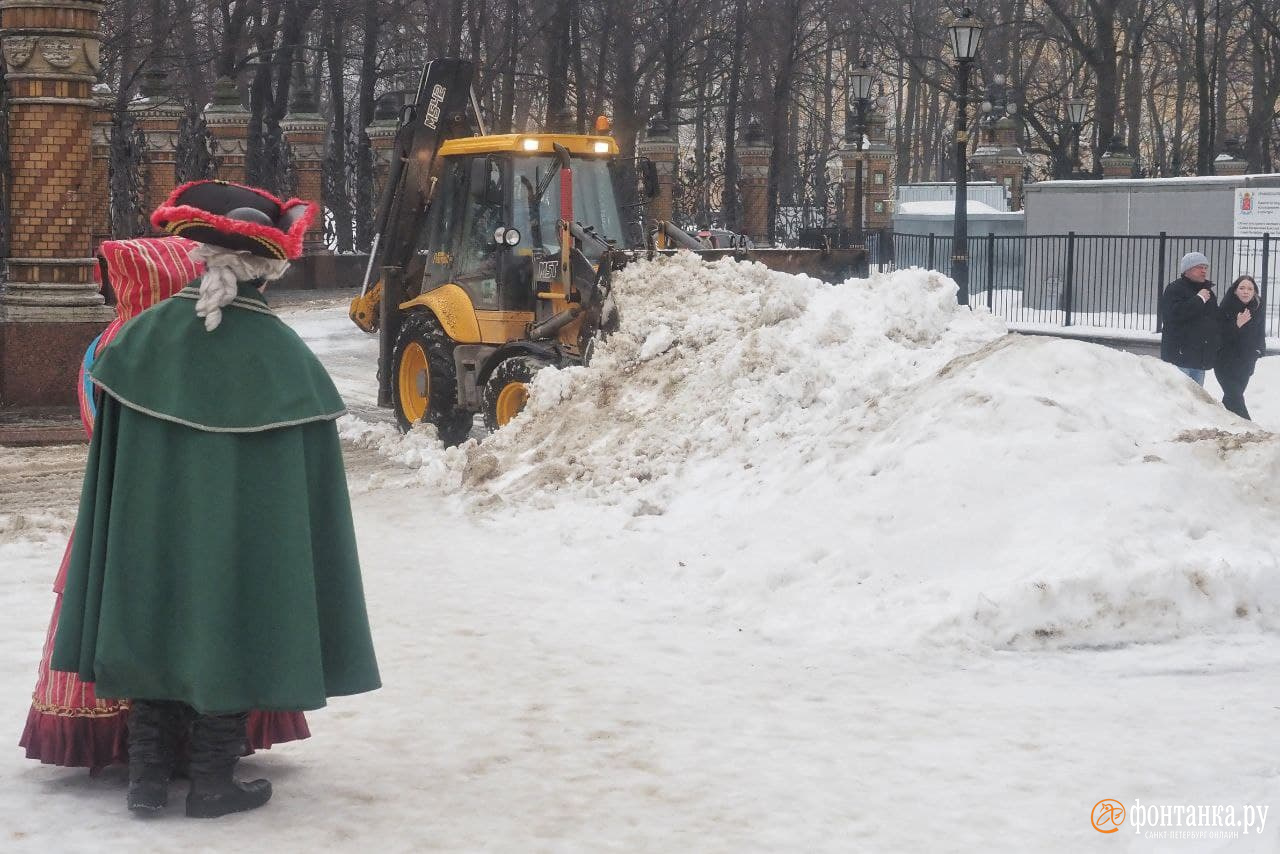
[848, 59, 875, 265]
[1065, 96, 1087, 178]
[947, 7, 984, 306]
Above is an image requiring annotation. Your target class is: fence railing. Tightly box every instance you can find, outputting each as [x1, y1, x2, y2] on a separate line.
[872, 232, 1280, 339]
[774, 201, 843, 246]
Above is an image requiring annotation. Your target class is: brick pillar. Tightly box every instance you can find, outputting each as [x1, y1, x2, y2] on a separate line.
[970, 115, 1028, 210]
[90, 82, 112, 249]
[1100, 138, 1137, 180]
[366, 93, 399, 207]
[282, 73, 327, 253]
[131, 70, 184, 220]
[204, 76, 249, 184]
[738, 121, 771, 246]
[864, 108, 896, 230]
[0, 0, 114, 405]
[638, 118, 678, 225]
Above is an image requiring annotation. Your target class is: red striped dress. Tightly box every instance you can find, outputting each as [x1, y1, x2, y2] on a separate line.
[20, 237, 310, 770]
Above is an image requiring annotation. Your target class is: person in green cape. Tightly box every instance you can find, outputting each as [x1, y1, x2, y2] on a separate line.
[51, 180, 381, 818]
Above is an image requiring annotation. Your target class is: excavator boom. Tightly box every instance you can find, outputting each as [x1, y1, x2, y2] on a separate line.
[346, 58, 477, 406]
[349, 58, 477, 336]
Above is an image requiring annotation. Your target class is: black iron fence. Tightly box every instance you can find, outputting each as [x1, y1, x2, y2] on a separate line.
[871, 232, 1280, 339]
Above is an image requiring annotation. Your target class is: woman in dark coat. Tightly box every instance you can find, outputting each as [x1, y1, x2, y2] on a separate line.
[1216, 274, 1266, 419]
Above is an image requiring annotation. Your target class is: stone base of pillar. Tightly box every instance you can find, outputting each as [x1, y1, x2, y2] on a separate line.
[0, 319, 110, 406]
[1, 301, 114, 325]
[1, 258, 114, 320]
[0, 405, 86, 447]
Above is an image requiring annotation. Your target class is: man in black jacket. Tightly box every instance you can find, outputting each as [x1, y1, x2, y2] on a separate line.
[1159, 251, 1220, 385]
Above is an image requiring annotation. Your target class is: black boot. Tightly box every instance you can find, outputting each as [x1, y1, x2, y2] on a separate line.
[185, 712, 272, 819]
[127, 700, 186, 813]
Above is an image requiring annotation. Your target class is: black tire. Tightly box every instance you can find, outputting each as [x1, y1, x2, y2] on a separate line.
[482, 356, 549, 432]
[390, 311, 474, 445]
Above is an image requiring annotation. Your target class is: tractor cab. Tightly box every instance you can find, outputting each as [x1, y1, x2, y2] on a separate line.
[405, 134, 623, 321]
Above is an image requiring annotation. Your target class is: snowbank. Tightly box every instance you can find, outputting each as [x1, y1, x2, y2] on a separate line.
[315, 256, 1280, 651]
[467, 255, 1005, 502]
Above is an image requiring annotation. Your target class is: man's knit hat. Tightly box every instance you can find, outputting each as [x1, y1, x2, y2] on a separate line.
[1179, 251, 1210, 275]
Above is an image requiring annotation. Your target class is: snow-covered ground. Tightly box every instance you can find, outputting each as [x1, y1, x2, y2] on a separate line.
[3, 257, 1280, 852]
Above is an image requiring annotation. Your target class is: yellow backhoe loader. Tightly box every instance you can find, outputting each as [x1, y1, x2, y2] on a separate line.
[351, 58, 864, 443]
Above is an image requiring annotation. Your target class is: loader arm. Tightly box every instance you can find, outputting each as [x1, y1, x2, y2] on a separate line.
[345, 59, 478, 407]
[651, 220, 706, 251]
[348, 57, 477, 336]
[648, 221, 867, 283]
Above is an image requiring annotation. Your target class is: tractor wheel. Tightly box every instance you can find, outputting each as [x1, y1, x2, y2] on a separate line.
[391, 310, 474, 445]
[482, 356, 548, 432]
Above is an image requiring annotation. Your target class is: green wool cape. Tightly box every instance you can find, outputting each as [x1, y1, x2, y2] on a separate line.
[51, 283, 381, 714]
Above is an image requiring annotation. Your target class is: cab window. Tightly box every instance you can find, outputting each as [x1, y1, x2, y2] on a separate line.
[511, 156, 622, 260]
[417, 158, 467, 291]
[455, 156, 505, 281]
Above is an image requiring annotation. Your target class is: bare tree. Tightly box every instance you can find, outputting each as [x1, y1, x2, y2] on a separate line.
[72, 0, 1280, 252]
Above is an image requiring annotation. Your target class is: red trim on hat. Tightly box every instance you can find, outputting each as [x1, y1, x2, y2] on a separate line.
[150, 180, 318, 260]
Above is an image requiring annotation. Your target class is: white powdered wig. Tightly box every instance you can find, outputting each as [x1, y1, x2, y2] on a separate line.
[188, 244, 290, 331]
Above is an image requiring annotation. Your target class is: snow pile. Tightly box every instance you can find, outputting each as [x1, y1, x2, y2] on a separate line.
[337, 416, 464, 482]
[465, 254, 1005, 508]
[750, 333, 1280, 649]
[292, 256, 1280, 651]
[459, 255, 1280, 650]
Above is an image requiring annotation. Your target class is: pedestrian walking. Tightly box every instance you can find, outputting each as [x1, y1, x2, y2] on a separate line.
[1216, 274, 1266, 419]
[1159, 251, 1220, 385]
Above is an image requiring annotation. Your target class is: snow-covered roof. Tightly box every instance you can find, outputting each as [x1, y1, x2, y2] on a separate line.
[897, 199, 1008, 215]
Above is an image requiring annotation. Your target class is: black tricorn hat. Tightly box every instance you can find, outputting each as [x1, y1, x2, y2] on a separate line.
[150, 180, 317, 260]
